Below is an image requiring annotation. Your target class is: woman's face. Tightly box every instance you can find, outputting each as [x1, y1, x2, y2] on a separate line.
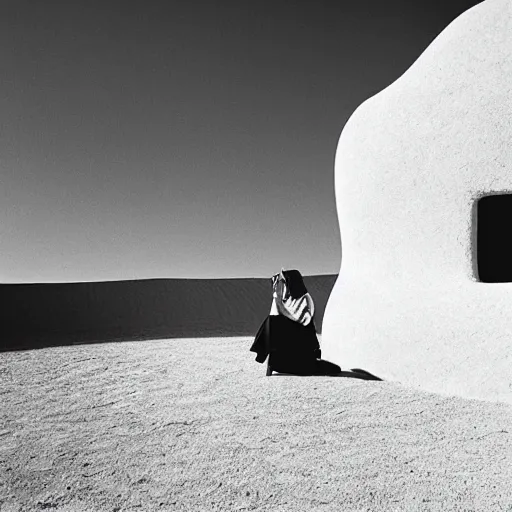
[271, 272, 287, 295]
[271, 272, 284, 290]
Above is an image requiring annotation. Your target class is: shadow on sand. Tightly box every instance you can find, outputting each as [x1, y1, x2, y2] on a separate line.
[269, 368, 383, 381]
[1, 276, 337, 352]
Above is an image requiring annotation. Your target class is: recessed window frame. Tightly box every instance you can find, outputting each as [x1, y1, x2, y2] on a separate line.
[473, 191, 512, 283]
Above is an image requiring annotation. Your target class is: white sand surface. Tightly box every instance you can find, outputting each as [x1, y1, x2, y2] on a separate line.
[1, 337, 512, 511]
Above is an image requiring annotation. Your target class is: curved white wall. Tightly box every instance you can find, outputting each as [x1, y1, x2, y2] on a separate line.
[322, 0, 512, 403]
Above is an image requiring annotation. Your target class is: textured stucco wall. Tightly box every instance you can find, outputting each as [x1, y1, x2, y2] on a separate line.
[322, 0, 512, 403]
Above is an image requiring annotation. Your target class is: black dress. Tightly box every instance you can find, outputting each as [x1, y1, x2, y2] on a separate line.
[250, 315, 341, 376]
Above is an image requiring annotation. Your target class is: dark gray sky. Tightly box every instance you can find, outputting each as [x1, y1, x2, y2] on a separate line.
[1, 0, 481, 282]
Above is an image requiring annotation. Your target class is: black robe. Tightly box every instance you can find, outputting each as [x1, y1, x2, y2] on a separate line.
[250, 315, 340, 375]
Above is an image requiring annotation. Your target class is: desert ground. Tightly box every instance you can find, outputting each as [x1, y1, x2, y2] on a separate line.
[1, 336, 512, 512]
[2, 275, 336, 351]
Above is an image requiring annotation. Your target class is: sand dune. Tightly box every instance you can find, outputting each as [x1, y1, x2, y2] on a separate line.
[1, 275, 336, 351]
[1, 336, 511, 511]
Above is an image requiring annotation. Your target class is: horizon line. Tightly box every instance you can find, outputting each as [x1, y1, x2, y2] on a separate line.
[0, 273, 339, 286]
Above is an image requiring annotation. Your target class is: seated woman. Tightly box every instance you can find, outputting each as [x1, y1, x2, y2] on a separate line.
[250, 269, 342, 376]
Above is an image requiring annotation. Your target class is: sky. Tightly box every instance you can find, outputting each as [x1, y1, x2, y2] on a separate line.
[1, 0, 482, 283]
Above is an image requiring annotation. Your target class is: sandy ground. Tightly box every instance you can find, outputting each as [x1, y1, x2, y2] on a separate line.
[2, 275, 336, 351]
[1, 337, 512, 512]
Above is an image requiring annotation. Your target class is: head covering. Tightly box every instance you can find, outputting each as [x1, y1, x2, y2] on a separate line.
[270, 269, 315, 326]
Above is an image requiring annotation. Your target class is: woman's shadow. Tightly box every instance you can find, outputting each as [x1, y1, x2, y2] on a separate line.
[267, 363, 383, 381]
[251, 269, 384, 382]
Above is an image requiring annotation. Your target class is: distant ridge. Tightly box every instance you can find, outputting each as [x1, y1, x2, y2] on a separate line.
[1, 275, 337, 351]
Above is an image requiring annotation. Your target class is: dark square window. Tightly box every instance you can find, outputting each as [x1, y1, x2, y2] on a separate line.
[477, 194, 512, 283]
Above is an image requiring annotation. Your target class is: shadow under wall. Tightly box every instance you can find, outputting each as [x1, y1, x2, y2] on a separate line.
[1, 275, 337, 352]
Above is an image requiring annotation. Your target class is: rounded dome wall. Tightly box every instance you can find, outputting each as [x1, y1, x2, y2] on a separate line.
[322, 0, 512, 403]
